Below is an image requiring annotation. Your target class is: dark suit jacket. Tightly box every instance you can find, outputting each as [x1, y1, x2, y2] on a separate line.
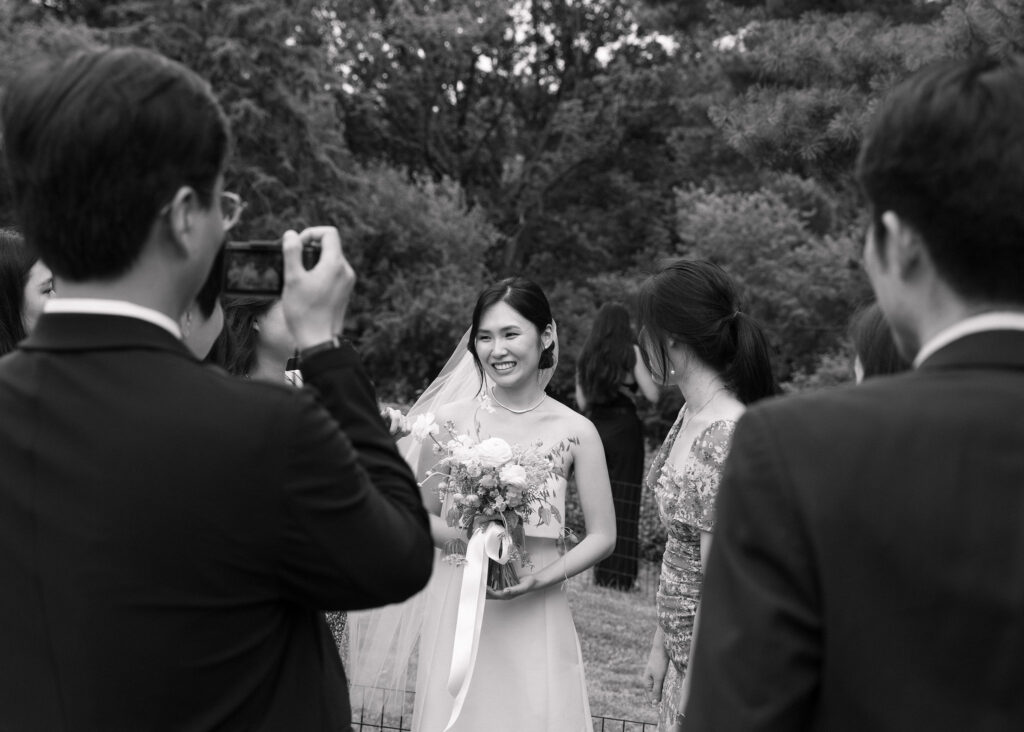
[0, 313, 432, 731]
[687, 330, 1024, 731]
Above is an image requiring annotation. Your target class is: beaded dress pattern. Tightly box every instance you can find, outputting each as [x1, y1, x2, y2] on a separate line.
[647, 406, 736, 730]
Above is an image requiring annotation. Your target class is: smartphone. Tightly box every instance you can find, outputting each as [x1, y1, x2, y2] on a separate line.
[222, 240, 321, 296]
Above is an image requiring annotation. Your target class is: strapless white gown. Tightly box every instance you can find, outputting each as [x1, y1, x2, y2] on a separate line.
[412, 477, 593, 732]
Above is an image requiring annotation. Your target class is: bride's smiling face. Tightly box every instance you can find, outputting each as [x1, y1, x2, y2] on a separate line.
[474, 301, 545, 387]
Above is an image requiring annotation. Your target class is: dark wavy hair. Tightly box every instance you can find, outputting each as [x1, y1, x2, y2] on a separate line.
[638, 259, 779, 405]
[467, 277, 555, 390]
[577, 303, 637, 407]
[848, 302, 910, 380]
[208, 295, 276, 375]
[0, 229, 37, 356]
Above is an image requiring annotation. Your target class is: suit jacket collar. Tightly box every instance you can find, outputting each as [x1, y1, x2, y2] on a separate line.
[20, 312, 194, 358]
[919, 329, 1024, 372]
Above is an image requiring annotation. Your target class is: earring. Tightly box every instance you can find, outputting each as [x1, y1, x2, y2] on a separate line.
[669, 367, 676, 377]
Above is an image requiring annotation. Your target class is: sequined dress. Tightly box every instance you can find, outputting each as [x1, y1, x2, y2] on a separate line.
[648, 406, 735, 730]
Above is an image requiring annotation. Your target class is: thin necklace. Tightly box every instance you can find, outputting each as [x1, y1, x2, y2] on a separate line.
[681, 387, 726, 430]
[489, 387, 547, 414]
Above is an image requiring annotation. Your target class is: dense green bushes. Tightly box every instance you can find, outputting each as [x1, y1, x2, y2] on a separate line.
[3, 1, 1021, 403]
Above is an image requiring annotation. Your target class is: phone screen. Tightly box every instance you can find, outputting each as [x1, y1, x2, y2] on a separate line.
[222, 241, 283, 296]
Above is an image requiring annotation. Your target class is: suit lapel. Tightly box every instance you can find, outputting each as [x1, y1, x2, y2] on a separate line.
[20, 313, 193, 357]
[919, 330, 1024, 372]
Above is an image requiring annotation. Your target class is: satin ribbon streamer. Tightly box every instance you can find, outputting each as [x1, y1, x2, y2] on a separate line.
[444, 522, 512, 731]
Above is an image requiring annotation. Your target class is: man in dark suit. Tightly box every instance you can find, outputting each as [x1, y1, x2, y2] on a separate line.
[0, 47, 432, 731]
[686, 56, 1024, 731]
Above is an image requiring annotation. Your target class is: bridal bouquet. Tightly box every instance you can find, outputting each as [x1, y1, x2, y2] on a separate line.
[412, 413, 572, 590]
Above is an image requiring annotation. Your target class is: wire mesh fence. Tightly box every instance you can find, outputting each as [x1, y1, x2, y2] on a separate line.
[352, 717, 657, 732]
[352, 717, 656, 732]
[347, 478, 666, 732]
[349, 685, 657, 732]
[352, 711, 657, 731]
[591, 718, 658, 732]
[565, 479, 665, 601]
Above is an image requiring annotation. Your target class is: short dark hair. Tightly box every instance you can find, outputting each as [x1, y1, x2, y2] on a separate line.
[467, 277, 555, 388]
[0, 228, 36, 356]
[576, 303, 637, 407]
[857, 55, 1024, 304]
[1, 46, 230, 280]
[638, 259, 778, 405]
[848, 302, 910, 380]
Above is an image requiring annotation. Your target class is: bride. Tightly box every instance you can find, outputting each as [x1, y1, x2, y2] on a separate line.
[351, 277, 616, 732]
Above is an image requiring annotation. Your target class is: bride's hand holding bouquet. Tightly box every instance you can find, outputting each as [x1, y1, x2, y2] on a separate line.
[408, 410, 572, 592]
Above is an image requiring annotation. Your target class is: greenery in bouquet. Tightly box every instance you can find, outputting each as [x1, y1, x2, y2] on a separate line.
[411, 405, 575, 590]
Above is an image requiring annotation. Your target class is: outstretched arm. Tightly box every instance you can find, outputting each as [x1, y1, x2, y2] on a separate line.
[492, 419, 616, 598]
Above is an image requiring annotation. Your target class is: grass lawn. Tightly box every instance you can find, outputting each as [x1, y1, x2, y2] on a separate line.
[568, 567, 660, 724]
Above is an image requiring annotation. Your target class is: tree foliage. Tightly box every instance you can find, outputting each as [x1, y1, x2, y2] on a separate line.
[674, 184, 868, 378]
[334, 0, 725, 280]
[340, 166, 493, 397]
[684, 0, 1022, 385]
[3, 0, 1024, 403]
[2, 0, 493, 396]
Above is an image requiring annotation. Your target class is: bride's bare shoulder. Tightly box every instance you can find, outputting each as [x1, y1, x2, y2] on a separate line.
[546, 398, 600, 441]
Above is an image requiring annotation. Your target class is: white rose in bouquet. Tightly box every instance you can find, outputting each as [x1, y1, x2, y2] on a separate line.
[410, 413, 439, 441]
[449, 434, 477, 464]
[475, 437, 514, 468]
[498, 463, 528, 489]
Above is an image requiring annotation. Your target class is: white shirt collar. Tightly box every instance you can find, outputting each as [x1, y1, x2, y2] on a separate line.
[913, 311, 1024, 367]
[44, 298, 182, 339]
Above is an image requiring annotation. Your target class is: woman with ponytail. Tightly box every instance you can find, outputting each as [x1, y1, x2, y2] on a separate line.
[638, 259, 777, 731]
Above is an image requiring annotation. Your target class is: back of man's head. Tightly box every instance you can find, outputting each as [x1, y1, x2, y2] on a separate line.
[1, 46, 230, 282]
[857, 55, 1024, 305]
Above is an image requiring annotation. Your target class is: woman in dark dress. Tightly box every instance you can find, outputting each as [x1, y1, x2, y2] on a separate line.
[576, 303, 659, 590]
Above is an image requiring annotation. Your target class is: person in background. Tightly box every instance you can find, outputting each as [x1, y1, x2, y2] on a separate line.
[0, 228, 53, 356]
[212, 294, 297, 383]
[210, 292, 345, 646]
[410, 277, 616, 732]
[638, 259, 778, 732]
[687, 56, 1024, 731]
[576, 302, 659, 590]
[0, 46, 430, 732]
[848, 302, 910, 382]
